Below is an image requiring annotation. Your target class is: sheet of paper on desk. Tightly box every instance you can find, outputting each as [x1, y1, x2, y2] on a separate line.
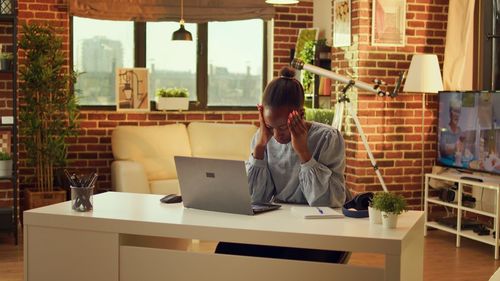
[291, 206, 344, 219]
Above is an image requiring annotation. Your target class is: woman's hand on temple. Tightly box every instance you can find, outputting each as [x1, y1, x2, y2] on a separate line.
[253, 104, 272, 159]
[288, 110, 311, 163]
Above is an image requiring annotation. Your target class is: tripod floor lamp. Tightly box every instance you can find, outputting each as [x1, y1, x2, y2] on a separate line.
[292, 59, 405, 193]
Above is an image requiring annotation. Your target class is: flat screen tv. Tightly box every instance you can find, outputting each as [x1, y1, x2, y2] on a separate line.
[437, 91, 500, 175]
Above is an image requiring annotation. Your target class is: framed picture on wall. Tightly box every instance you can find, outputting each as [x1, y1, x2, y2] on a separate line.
[333, 0, 351, 47]
[294, 28, 319, 59]
[371, 0, 406, 46]
[115, 68, 150, 112]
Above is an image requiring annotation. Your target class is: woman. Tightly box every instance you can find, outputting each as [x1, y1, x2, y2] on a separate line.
[216, 66, 350, 263]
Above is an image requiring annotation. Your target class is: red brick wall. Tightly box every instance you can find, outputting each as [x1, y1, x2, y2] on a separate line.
[273, 1, 313, 77]
[334, 0, 449, 209]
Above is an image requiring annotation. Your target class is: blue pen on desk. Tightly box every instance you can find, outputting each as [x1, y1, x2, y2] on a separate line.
[316, 207, 324, 214]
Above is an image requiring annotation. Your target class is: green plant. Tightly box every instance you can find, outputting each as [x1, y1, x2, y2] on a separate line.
[371, 192, 407, 215]
[299, 40, 316, 95]
[19, 23, 80, 192]
[0, 151, 11, 161]
[156, 87, 189, 98]
[0, 52, 13, 60]
[304, 108, 335, 125]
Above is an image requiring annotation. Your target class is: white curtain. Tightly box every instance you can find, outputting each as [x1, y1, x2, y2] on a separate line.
[69, 0, 275, 22]
[443, 0, 475, 91]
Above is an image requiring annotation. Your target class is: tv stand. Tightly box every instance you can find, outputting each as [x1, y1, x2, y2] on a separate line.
[424, 171, 500, 259]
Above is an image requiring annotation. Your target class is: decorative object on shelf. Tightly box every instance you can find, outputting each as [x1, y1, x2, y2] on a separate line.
[371, 191, 408, 229]
[19, 23, 80, 207]
[172, 0, 192, 41]
[0, 151, 12, 178]
[299, 40, 316, 95]
[333, 0, 351, 47]
[0, 0, 12, 15]
[116, 68, 149, 112]
[0, 51, 13, 71]
[155, 87, 189, 111]
[371, 0, 406, 46]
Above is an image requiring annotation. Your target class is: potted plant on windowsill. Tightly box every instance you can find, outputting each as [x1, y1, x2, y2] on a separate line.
[0, 151, 12, 178]
[155, 87, 189, 111]
[19, 23, 79, 210]
[372, 192, 408, 229]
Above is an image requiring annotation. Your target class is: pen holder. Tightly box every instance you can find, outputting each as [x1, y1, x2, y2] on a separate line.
[71, 185, 94, 212]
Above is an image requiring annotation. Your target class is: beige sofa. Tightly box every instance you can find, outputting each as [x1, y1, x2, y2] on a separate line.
[111, 122, 258, 195]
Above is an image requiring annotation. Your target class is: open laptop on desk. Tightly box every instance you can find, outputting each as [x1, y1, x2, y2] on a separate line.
[174, 156, 281, 215]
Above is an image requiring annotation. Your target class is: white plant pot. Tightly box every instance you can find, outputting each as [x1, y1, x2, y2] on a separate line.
[0, 160, 12, 177]
[381, 212, 399, 229]
[156, 97, 189, 111]
[368, 206, 382, 224]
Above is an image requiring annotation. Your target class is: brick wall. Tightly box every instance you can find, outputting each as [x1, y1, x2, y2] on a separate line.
[273, 1, 313, 77]
[334, 0, 449, 209]
[2, 0, 451, 211]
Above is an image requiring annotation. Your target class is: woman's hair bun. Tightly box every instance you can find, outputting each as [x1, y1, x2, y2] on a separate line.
[279, 66, 296, 79]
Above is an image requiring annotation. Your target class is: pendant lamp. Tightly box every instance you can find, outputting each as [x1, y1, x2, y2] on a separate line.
[172, 0, 192, 41]
[266, 0, 299, 4]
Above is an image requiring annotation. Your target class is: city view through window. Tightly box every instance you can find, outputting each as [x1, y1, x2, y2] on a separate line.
[73, 17, 264, 107]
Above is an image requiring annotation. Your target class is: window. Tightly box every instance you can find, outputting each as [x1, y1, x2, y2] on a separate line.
[72, 18, 266, 108]
[207, 20, 263, 107]
[73, 17, 134, 106]
[146, 22, 197, 101]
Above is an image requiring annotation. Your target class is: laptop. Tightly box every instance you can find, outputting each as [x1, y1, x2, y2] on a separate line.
[174, 156, 281, 215]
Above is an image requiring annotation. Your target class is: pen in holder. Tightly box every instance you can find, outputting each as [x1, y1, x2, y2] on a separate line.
[71, 185, 94, 212]
[66, 170, 98, 212]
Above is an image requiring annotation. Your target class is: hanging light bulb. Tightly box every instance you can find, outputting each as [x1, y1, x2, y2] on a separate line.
[172, 0, 192, 41]
[265, 0, 299, 4]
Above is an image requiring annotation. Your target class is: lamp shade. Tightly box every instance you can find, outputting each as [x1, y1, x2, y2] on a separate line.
[172, 23, 193, 41]
[403, 54, 444, 93]
[266, 0, 299, 4]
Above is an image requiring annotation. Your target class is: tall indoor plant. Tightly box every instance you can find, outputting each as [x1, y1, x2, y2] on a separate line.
[19, 23, 79, 206]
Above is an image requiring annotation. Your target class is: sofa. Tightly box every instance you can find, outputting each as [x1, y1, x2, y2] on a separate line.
[111, 122, 258, 195]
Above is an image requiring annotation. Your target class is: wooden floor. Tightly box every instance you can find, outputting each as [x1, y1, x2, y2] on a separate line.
[1, 228, 499, 281]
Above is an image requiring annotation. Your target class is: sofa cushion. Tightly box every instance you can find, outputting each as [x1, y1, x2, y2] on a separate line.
[187, 122, 257, 161]
[150, 179, 180, 195]
[112, 124, 192, 181]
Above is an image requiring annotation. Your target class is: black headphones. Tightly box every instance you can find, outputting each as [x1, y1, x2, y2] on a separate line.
[342, 192, 373, 218]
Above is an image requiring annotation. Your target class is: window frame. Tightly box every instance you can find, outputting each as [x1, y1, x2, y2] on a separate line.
[70, 17, 268, 111]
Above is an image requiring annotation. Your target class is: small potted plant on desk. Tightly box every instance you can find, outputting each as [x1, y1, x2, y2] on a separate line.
[372, 192, 408, 229]
[155, 87, 189, 111]
[0, 151, 12, 178]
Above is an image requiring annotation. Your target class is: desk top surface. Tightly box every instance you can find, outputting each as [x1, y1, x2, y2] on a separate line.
[24, 192, 424, 253]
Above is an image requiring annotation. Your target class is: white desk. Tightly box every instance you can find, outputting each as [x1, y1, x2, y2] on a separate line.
[24, 192, 424, 281]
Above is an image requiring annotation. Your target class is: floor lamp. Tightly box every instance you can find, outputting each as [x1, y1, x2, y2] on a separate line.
[403, 54, 444, 210]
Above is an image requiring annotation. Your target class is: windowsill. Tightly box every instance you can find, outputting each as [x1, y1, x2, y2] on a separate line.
[78, 105, 258, 112]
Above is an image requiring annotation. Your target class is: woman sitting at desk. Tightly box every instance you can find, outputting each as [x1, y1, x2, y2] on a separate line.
[216, 66, 350, 263]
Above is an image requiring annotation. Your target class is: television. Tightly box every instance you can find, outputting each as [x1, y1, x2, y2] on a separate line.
[437, 91, 500, 175]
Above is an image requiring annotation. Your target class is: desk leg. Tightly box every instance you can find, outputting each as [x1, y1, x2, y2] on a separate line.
[385, 216, 424, 281]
